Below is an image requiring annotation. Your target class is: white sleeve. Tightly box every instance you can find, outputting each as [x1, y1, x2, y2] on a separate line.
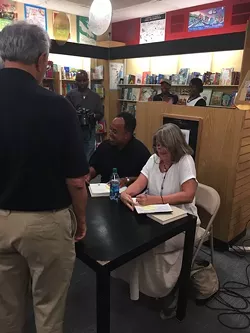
[141, 155, 155, 179]
[179, 155, 197, 185]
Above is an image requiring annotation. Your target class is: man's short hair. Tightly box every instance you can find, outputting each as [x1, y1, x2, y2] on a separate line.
[117, 112, 136, 134]
[0, 21, 51, 65]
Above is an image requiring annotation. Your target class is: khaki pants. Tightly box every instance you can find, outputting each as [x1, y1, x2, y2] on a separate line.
[0, 208, 77, 333]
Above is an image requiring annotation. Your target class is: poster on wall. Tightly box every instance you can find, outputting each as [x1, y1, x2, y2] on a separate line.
[109, 62, 124, 90]
[140, 14, 166, 44]
[0, 3, 16, 32]
[188, 7, 225, 32]
[77, 16, 96, 45]
[24, 4, 47, 31]
[53, 11, 71, 42]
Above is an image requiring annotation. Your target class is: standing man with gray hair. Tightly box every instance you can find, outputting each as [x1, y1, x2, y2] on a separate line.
[0, 21, 89, 333]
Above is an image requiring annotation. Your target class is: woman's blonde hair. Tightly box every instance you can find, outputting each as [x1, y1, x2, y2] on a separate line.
[153, 123, 193, 163]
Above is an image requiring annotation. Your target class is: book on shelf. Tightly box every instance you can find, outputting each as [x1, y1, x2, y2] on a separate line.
[179, 68, 190, 85]
[221, 93, 232, 107]
[148, 206, 187, 224]
[171, 74, 179, 85]
[212, 73, 221, 85]
[142, 71, 151, 84]
[131, 88, 140, 101]
[127, 87, 133, 100]
[91, 65, 104, 80]
[128, 74, 136, 84]
[219, 68, 234, 86]
[231, 71, 240, 85]
[210, 91, 224, 106]
[201, 89, 213, 106]
[135, 74, 142, 84]
[92, 84, 104, 98]
[157, 74, 165, 84]
[46, 61, 54, 78]
[203, 71, 212, 85]
[139, 87, 156, 101]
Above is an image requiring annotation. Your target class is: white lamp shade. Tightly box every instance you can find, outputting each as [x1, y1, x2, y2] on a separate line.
[89, 0, 112, 36]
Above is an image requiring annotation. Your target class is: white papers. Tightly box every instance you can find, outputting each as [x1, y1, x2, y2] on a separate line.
[89, 183, 127, 197]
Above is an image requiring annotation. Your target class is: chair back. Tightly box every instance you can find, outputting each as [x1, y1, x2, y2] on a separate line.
[196, 183, 220, 216]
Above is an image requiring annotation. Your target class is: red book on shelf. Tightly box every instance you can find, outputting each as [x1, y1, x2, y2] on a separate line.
[46, 61, 54, 78]
[142, 71, 151, 84]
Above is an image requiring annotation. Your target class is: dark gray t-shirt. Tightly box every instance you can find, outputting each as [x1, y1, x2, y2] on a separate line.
[66, 88, 103, 121]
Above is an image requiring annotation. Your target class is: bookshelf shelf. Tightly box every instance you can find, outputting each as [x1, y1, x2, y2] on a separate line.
[118, 99, 138, 103]
[43, 77, 54, 80]
[61, 79, 76, 82]
[118, 84, 239, 88]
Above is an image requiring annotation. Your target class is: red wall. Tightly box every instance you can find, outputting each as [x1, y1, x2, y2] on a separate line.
[112, 0, 250, 45]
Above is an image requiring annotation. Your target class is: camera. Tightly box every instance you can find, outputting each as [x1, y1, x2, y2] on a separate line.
[76, 107, 95, 127]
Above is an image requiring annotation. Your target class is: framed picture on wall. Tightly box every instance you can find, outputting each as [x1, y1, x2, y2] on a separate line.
[162, 114, 203, 162]
[24, 4, 47, 31]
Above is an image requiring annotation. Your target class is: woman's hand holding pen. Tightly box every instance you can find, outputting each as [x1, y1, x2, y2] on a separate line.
[136, 193, 156, 206]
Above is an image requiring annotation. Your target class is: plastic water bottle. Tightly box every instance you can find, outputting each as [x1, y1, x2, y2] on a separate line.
[110, 168, 120, 202]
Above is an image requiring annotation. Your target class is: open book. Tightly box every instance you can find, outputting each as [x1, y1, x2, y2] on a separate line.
[89, 183, 126, 197]
[132, 199, 173, 214]
[148, 206, 187, 225]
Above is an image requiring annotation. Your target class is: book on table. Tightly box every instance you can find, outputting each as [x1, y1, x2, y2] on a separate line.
[148, 206, 187, 225]
[132, 200, 173, 214]
[89, 184, 126, 197]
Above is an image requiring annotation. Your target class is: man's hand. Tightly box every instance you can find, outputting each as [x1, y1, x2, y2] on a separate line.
[75, 220, 87, 241]
[84, 173, 91, 185]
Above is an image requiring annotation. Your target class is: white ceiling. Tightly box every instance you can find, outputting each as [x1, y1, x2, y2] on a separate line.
[17, 0, 222, 22]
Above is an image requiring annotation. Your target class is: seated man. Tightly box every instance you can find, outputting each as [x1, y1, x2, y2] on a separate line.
[86, 112, 151, 187]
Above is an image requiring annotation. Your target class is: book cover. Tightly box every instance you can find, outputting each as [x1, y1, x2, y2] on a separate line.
[221, 93, 231, 107]
[135, 74, 142, 84]
[139, 87, 154, 101]
[128, 75, 136, 84]
[220, 68, 234, 86]
[93, 84, 104, 98]
[157, 74, 165, 84]
[127, 88, 133, 100]
[171, 74, 180, 85]
[124, 88, 129, 100]
[178, 68, 190, 85]
[209, 73, 221, 85]
[201, 89, 213, 106]
[148, 206, 187, 224]
[131, 88, 140, 101]
[92, 65, 104, 80]
[124, 75, 129, 85]
[210, 91, 224, 106]
[203, 71, 212, 85]
[229, 91, 237, 107]
[46, 61, 53, 78]
[142, 71, 151, 84]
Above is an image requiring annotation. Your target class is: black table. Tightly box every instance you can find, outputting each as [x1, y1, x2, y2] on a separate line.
[76, 197, 196, 333]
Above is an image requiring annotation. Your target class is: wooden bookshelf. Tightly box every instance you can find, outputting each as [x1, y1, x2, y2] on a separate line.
[43, 72, 60, 94]
[118, 84, 239, 88]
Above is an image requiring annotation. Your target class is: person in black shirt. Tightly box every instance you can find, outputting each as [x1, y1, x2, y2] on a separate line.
[86, 112, 151, 187]
[186, 78, 206, 107]
[66, 70, 103, 161]
[153, 81, 179, 104]
[0, 21, 89, 333]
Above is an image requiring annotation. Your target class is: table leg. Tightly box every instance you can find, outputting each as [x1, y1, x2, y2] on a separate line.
[96, 269, 110, 333]
[176, 221, 196, 321]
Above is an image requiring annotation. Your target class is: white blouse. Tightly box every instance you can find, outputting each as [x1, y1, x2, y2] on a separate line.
[141, 154, 199, 221]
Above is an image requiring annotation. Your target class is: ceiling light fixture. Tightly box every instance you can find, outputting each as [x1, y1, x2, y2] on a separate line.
[89, 0, 112, 36]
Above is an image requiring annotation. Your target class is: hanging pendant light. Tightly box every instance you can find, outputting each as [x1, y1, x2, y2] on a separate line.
[89, 0, 112, 36]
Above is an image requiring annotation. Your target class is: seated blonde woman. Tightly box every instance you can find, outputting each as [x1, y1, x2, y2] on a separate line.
[119, 123, 200, 313]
